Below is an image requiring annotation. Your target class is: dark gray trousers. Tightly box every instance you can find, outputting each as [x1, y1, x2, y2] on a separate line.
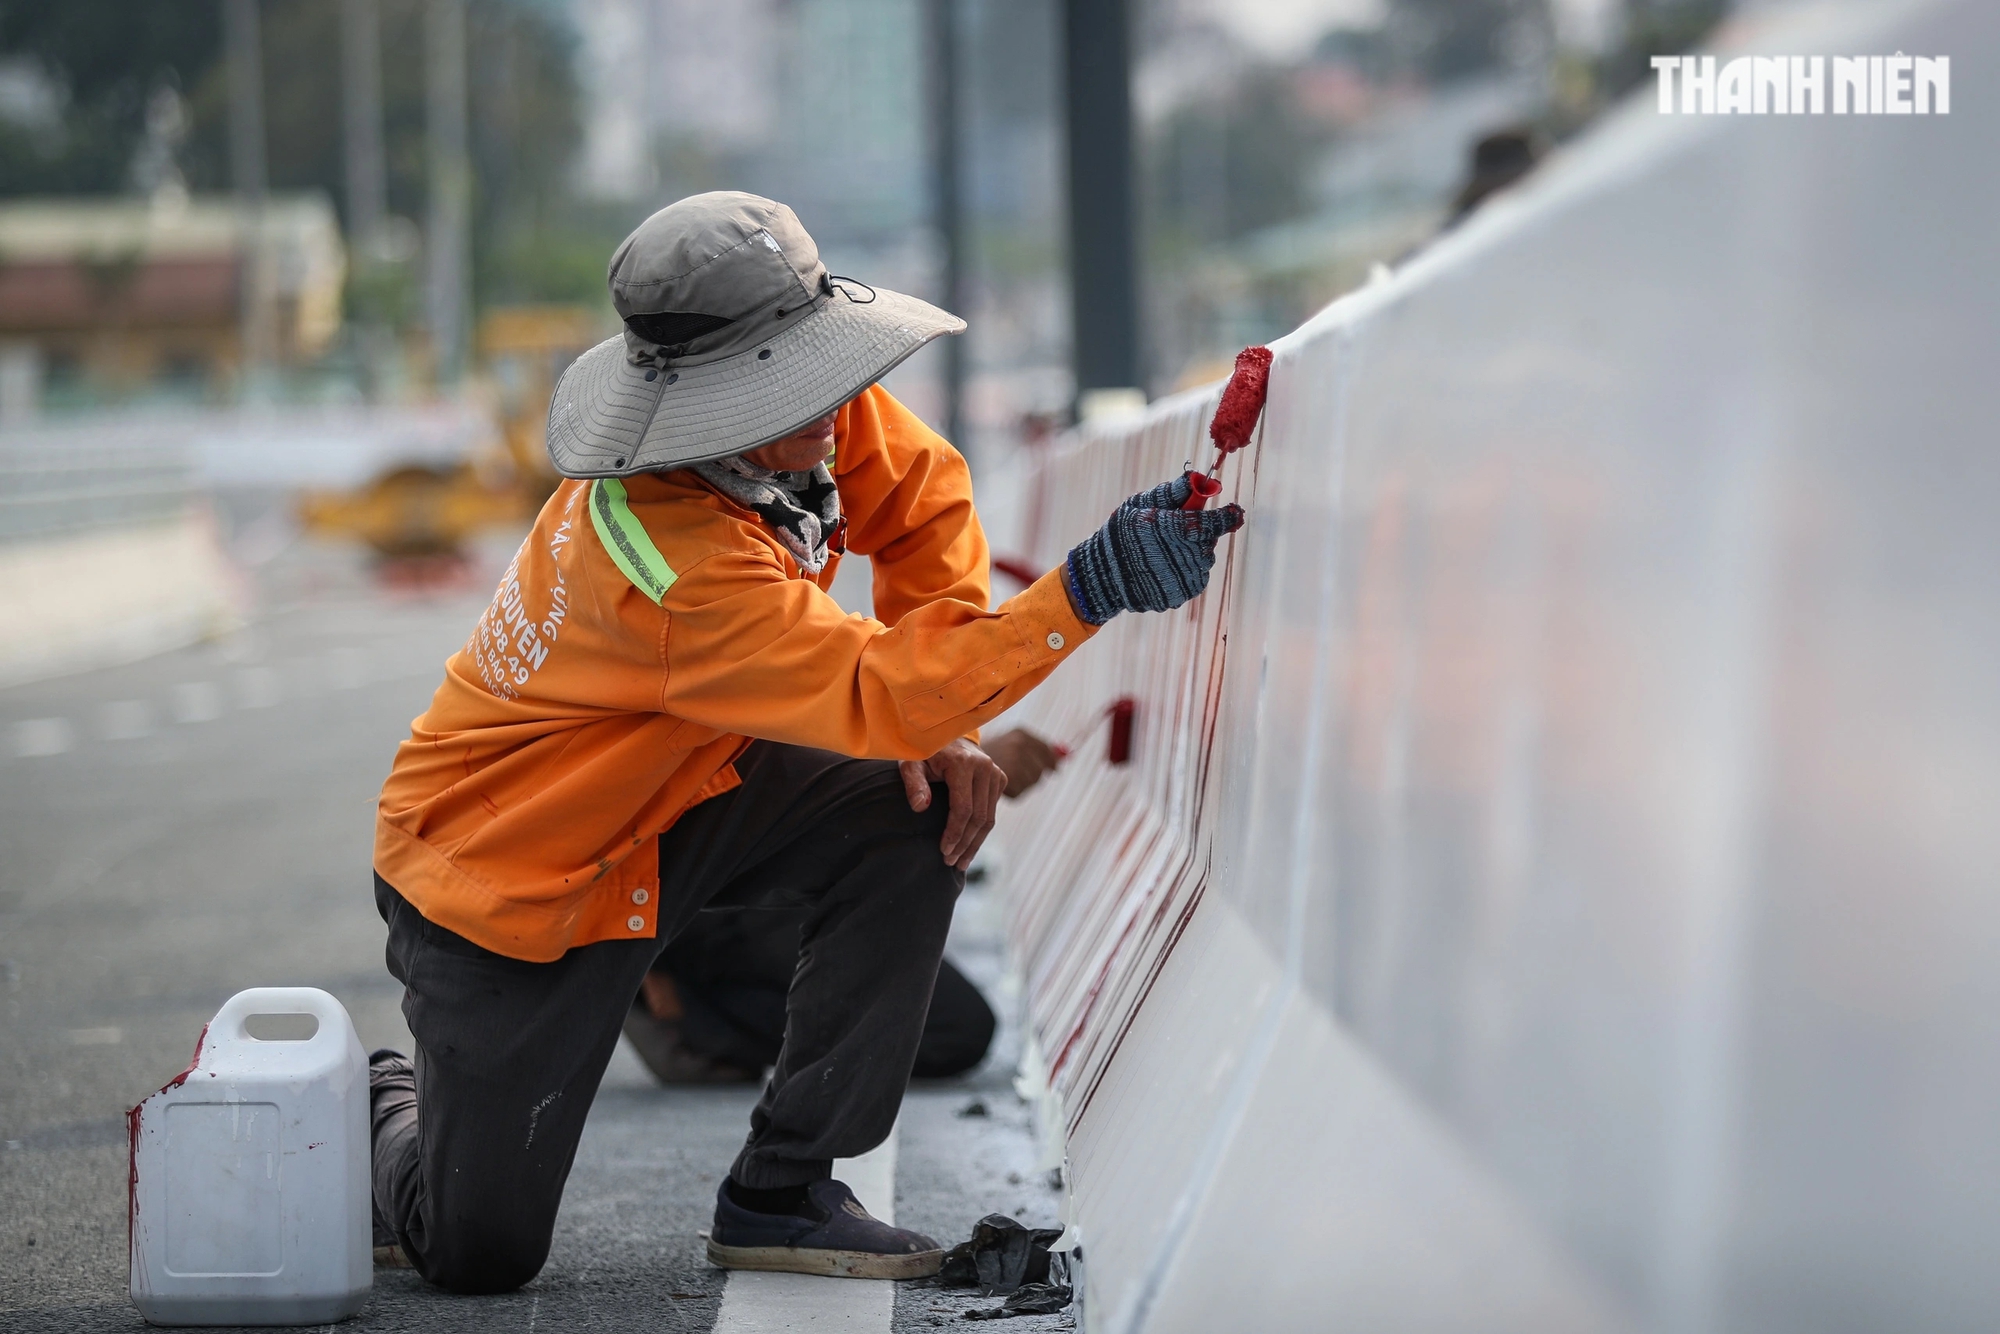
[657, 909, 997, 1078]
[370, 742, 963, 1293]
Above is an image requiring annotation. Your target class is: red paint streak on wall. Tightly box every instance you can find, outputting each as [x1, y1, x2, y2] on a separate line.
[1071, 535, 1241, 1128]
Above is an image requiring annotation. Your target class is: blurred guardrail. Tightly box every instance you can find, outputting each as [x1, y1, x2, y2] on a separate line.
[0, 401, 494, 686]
[0, 434, 197, 544]
[991, 1, 1998, 1331]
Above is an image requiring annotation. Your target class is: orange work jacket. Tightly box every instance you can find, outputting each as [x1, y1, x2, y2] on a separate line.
[374, 385, 1094, 961]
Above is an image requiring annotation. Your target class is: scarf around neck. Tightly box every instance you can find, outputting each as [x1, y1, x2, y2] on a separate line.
[692, 455, 843, 573]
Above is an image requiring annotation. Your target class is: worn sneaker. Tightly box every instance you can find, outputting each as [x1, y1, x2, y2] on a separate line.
[707, 1179, 943, 1279]
[621, 1002, 760, 1084]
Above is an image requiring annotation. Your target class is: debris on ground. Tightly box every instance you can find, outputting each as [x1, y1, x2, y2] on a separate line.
[964, 1282, 1074, 1319]
[938, 1214, 1065, 1292]
[957, 1098, 990, 1118]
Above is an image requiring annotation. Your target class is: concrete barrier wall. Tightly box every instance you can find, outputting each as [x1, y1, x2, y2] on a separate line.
[0, 426, 241, 688]
[0, 514, 241, 688]
[0, 401, 493, 686]
[990, 1, 1999, 1330]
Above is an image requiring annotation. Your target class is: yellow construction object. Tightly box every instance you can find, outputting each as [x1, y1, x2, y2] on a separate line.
[296, 462, 527, 559]
[299, 304, 604, 560]
[478, 304, 604, 494]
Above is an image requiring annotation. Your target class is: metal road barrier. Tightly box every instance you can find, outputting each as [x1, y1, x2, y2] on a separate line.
[990, 1, 1999, 1330]
[0, 428, 196, 545]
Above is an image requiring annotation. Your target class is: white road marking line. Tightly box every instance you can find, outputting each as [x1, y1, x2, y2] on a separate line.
[98, 700, 152, 741]
[711, 1271, 895, 1331]
[711, 1119, 901, 1334]
[171, 681, 224, 724]
[3, 649, 399, 761]
[841, 1133, 898, 1227]
[12, 718, 75, 758]
[68, 1026, 122, 1046]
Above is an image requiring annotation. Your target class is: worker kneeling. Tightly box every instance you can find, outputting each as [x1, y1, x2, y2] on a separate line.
[366, 192, 1243, 1293]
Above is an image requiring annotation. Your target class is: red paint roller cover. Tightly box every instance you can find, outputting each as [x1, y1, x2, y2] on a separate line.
[1208, 345, 1274, 455]
[1183, 345, 1274, 509]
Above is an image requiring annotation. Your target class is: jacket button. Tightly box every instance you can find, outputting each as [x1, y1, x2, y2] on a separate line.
[627, 915, 646, 932]
[1046, 631, 1065, 651]
[631, 887, 650, 905]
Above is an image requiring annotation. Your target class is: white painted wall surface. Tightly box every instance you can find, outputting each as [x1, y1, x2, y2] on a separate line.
[991, 1, 2000, 1330]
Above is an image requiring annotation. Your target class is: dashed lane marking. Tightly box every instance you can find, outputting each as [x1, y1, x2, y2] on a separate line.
[1, 645, 449, 761]
[12, 718, 74, 757]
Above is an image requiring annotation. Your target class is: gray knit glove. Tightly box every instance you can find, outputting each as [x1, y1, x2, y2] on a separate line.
[1063, 476, 1245, 626]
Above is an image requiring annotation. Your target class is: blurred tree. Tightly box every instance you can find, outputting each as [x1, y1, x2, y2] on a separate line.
[1149, 68, 1327, 252]
[1384, 0, 1551, 82]
[1311, 27, 1393, 83]
[183, 0, 594, 305]
[0, 0, 223, 194]
[0, 0, 606, 315]
[1597, 0, 1730, 99]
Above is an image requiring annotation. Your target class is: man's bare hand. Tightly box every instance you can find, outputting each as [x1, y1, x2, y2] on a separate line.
[900, 738, 1007, 871]
[983, 728, 1063, 799]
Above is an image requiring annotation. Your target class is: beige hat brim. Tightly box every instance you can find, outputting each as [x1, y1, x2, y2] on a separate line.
[545, 287, 965, 478]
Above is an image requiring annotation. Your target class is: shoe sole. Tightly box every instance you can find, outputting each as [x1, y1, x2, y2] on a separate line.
[706, 1238, 943, 1280]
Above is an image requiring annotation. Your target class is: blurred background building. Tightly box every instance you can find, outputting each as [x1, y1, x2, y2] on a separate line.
[0, 194, 345, 415]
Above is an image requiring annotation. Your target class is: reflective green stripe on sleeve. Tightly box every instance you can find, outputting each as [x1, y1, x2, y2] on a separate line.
[590, 478, 678, 604]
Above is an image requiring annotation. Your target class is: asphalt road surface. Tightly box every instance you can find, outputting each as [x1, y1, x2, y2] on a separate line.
[0, 529, 1069, 1331]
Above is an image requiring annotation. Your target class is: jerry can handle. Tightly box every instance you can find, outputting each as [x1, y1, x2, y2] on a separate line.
[204, 987, 353, 1060]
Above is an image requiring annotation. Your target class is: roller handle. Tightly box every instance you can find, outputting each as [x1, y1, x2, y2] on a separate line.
[1180, 470, 1224, 511]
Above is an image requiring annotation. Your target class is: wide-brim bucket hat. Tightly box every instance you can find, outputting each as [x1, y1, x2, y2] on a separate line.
[545, 192, 965, 478]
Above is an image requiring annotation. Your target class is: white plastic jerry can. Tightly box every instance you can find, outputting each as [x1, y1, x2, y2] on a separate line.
[129, 987, 372, 1326]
